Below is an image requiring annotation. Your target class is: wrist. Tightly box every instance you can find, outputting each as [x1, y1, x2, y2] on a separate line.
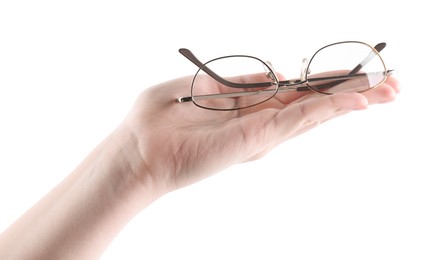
[0, 123, 167, 259]
[101, 123, 168, 211]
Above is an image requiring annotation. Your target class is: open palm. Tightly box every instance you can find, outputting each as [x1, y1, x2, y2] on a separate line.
[125, 75, 399, 191]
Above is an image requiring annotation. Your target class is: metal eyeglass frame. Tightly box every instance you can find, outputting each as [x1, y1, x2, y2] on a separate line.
[176, 41, 394, 111]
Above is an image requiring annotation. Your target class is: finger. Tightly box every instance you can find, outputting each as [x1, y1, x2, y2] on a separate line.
[274, 92, 368, 138]
[361, 76, 400, 104]
[236, 92, 367, 161]
[384, 75, 401, 94]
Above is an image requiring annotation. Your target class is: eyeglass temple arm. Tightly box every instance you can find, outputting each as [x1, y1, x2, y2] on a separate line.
[179, 48, 274, 89]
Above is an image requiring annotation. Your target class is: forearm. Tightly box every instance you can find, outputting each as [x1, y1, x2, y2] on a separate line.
[0, 124, 162, 259]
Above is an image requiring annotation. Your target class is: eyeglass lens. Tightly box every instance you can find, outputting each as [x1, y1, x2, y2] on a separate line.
[191, 56, 278, 110]
[306, 42, 386, 94]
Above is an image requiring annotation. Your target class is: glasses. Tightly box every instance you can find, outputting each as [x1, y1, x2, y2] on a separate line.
[176, 41, 394, 111]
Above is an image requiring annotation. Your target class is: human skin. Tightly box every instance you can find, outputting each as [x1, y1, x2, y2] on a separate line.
[0, 75, 400, 259]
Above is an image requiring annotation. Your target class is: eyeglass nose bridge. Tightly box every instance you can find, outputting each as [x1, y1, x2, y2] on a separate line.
[300, 58, 310, 82]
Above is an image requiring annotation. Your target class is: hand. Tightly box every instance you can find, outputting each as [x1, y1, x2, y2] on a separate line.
[123, 74, 400, 193]
[0, 74, 399, 260]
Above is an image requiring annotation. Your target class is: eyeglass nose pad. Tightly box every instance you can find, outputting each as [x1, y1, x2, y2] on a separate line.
[300, 58, 310, 81]
[264, 61, 277, 81]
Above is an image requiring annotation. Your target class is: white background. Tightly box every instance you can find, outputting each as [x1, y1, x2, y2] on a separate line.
[0, 1, 439, 259]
